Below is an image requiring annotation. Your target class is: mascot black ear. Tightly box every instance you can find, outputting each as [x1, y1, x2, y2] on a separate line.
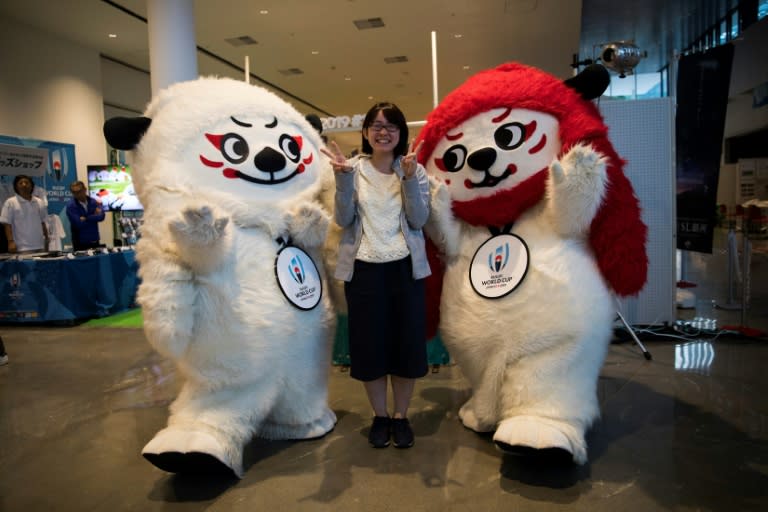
[305, 113, 323, 135]
[103, 116, 152, 150]
[564, 64, 611, 101]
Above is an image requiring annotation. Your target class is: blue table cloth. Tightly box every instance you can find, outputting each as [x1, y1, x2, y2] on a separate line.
[0, 250, 139, 322]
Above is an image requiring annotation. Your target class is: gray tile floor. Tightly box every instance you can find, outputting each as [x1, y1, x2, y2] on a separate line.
[0, 228, 766, 511]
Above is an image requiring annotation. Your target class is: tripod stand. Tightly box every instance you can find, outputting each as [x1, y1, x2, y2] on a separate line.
[615, 310, 652, 360]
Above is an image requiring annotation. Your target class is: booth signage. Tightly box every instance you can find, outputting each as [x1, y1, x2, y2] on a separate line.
[0, 143, 48, 176]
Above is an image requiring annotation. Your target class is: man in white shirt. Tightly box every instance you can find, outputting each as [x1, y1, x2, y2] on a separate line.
[0, 174, 49, 253]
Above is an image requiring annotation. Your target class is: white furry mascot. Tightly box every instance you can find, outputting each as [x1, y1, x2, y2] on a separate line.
[104, 77, 336, 478]
[417, 63, 648, 464]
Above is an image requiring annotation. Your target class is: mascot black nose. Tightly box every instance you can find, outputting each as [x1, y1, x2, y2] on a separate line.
[467, 147, 496, 172]
[254, 147, 286, 173]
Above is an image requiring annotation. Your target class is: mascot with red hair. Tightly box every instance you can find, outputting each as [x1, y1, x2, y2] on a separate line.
[418, 63, 647, 464]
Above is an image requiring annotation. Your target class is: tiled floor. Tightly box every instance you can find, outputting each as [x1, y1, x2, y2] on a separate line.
[0, 228, 766, 511]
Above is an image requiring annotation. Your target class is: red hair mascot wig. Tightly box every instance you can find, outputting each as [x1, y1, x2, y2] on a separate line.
[416, 62, 647, 464]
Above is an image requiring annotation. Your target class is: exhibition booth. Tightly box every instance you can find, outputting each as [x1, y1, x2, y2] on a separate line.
[0, 137, 142, 323]
[0, 248, 138, 323]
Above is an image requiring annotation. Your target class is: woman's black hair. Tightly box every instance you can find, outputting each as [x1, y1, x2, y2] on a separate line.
[12, 174, 34, 195]
[360, 102, 409, 157]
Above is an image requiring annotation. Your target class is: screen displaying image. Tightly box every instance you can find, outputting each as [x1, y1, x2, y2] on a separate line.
[86, 164, 144, 212]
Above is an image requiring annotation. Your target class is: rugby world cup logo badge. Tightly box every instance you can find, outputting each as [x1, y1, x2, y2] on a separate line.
[289, 255, 305, 284]
[10, 273, 20, 288]
[488, 243, 510, 273]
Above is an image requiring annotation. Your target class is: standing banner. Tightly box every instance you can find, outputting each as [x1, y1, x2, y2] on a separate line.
[676, 44, 734, 253]
[0, 135, 78, 250]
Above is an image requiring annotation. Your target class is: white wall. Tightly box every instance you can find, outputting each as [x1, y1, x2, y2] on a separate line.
[0, 17, 155, 246]
[0, 16, 106, 173]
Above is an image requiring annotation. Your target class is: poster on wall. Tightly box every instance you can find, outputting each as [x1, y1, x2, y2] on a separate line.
[675, 44, 734, 253]
[0, 135, 78, 250]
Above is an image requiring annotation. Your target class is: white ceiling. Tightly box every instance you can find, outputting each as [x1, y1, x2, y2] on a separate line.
[0, 0, 585, 122]
[0, 0, 734, 149]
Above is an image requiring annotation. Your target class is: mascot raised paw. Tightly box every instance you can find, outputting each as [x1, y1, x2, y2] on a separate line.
[104, 77, 336, 478]
[417, 63, 648, 464]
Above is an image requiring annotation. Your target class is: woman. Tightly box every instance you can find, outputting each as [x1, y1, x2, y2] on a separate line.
[321, 102, 430, 449]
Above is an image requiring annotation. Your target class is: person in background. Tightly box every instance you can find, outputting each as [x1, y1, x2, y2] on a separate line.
[0, 174, 49, 253]
[0, 336, 8, 366]
[321, 101, 430, 449]
[66, 180, 105, 251]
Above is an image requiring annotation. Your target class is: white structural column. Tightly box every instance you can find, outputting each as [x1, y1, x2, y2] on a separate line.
[147, 0, 198, 95]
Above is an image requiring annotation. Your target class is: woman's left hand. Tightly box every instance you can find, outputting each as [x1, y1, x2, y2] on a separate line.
[401, 140, 424, 178]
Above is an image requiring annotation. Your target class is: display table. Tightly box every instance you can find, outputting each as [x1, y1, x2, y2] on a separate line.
[0, 249, 139, 323]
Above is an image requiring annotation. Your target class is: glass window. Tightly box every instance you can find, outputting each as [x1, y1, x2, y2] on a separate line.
[603, 72, 662, 100]
[720, 20, 728, 44]
[731, 10, 740, 38]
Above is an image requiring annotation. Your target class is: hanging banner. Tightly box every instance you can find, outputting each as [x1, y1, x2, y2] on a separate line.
[675, 44, 734, 253]
[0, 143, 48, 176]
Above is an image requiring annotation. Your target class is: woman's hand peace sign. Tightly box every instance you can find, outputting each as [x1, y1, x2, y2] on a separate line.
[401, 140, 424, 178]
[320, 141, 353, 174]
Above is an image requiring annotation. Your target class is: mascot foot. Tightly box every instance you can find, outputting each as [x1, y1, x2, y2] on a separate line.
[142, 427, 243, 478]
[143, 451, 236, 479]
[492, 416, 587, 464]
[260, 407, 337, 440]
[458, 400, 495, 433]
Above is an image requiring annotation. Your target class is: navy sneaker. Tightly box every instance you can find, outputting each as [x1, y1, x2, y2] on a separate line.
[368, 416, 391, 448]
[391, 418, 414, 448]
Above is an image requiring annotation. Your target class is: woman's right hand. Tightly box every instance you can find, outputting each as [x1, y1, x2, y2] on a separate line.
[320, 141, 353, 174]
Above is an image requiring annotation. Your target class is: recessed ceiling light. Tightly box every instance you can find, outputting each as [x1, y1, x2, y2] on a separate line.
[353, 17, 385, 30]
[368, 96, 374, 100]
[226, 35, 258, 47]
[454, 34, 463, 38]
[260, 10, 268, 14]
[108, 33, 117, 38]
[463, 65, 470, 70]
[344, 76, 352, 81]
[311, 50, 320, 55]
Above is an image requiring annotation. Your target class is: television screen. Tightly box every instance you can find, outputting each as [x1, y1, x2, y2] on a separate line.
[86, 164, 144, 212]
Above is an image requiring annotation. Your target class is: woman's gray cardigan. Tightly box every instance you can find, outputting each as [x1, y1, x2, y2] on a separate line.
[333, 155, 432, 282]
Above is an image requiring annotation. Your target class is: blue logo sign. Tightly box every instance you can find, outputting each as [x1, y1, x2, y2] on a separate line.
[488, 242, 510, 272]
[289, 255, 305, 284]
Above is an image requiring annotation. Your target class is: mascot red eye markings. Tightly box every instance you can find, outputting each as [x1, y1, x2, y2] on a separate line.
[528, 134, 547, 154]
[446, 132, 463, 141]
[205, 133, 223, 149]
[222, 168, 238, 179]
[200, 155, 223, 168]
[523, 120, 537, 141]
[434, 157, 447, 172]
[492, 108, 512, 123]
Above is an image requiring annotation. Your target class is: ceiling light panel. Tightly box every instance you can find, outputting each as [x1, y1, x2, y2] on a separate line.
[353, 17, 385, 30]
[278, 68, 304, 76]
[384, 56, 408, 64]
[225, 35, 258, 47]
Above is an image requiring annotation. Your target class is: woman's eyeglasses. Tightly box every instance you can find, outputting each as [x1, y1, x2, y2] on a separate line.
[368, 123, 400, 133]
